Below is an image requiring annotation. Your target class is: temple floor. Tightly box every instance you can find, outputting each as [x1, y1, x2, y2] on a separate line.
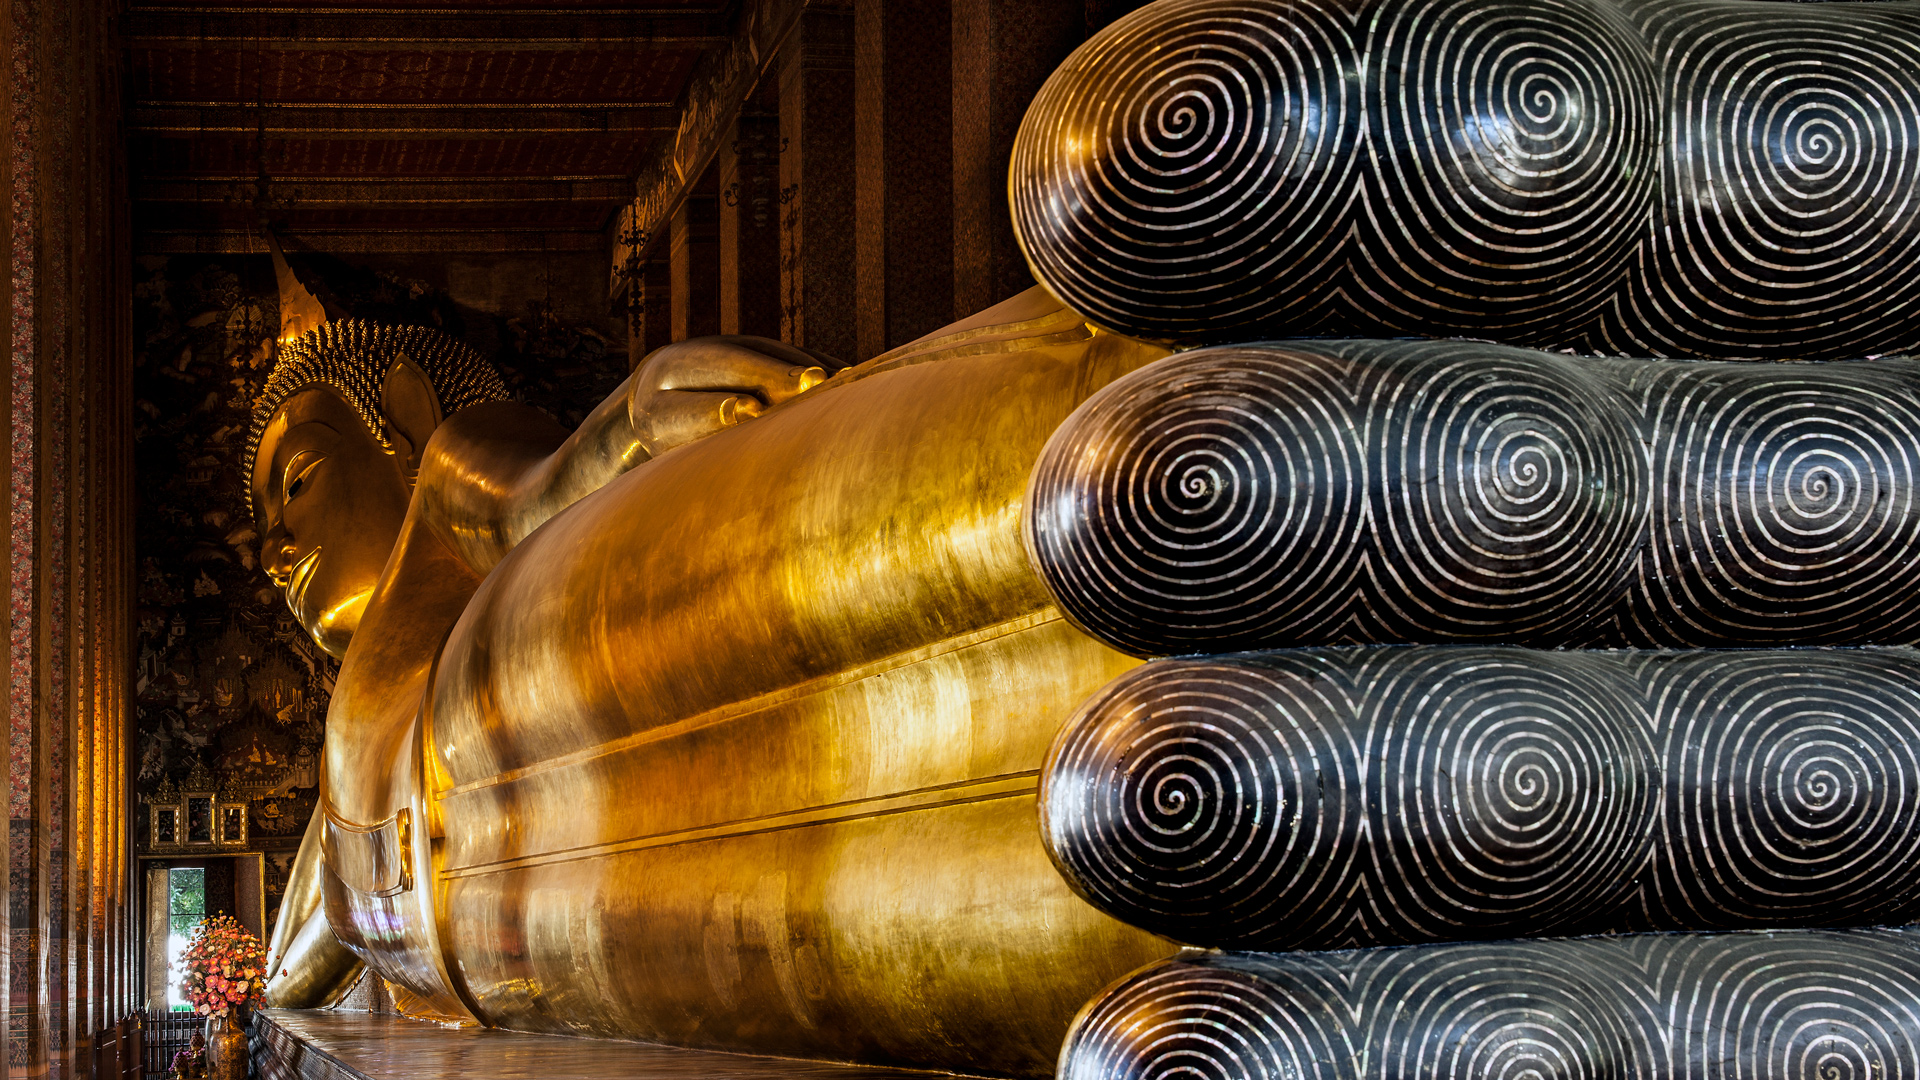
[251, 1010, 990, 1080]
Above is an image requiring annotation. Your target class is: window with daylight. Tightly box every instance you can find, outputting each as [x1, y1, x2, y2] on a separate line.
[165, 867, 206, 1011]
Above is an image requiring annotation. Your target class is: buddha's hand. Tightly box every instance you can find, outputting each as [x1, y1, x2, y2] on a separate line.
[629, 336, 844, 458]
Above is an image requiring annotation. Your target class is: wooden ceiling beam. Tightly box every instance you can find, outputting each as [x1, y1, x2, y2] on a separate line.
[133, 176, 633, 205]
[130, 103, 679, 137]
[127, 7, 729, 46]
[131, 227, 613, 255]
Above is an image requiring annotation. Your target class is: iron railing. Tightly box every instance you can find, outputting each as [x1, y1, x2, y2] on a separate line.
[142, 1010, 202, 1079]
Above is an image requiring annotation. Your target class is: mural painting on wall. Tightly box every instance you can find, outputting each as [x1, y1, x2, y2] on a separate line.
[134, 251, 626, 930]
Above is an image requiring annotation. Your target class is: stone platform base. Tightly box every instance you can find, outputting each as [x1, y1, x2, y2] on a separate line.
[251, 1009, 988, 1080]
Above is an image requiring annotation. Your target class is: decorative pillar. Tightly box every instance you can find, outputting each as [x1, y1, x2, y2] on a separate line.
[4, 0, 139, 1074]
[854, 0, 954, 360]
[718, 111, 784, 340]
[777, 5, 857, 361]
[619, 204, 676, 371]
[950, 0, 1085, 315]
[669, 165, 723, 343]
[635, 256, 674, 365]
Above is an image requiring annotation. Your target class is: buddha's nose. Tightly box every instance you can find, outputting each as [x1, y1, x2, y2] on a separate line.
[262, 524, 297, 587]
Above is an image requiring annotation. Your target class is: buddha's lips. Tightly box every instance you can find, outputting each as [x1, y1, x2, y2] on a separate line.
[287, 546, 322, 617]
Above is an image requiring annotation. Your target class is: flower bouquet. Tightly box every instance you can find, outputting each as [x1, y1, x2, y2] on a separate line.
[172, 915, 269, 1080]
[174, 914, 268, 1018]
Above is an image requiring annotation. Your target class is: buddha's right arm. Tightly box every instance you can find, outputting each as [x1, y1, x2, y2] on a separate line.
[414, 337, 840, 576]
[409, 400, 581, 576]
[263, 807, 362, 1008]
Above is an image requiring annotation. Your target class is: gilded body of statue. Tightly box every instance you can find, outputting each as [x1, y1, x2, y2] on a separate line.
[252, 257, 1173, 1074]
[257, 0, 1920, 1072]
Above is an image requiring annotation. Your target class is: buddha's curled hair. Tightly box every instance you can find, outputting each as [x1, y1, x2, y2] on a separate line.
[244, 319, 509, 490]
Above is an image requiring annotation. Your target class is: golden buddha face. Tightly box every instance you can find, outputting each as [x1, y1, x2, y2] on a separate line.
[245, 319, 504, 660]
[251, 384, 418, 659]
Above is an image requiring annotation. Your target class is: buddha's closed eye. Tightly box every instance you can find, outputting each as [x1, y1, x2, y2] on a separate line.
[284, 451, 324, 502]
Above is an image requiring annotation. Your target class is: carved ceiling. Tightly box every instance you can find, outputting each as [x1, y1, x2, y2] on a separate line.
[128, 1, 727, 253]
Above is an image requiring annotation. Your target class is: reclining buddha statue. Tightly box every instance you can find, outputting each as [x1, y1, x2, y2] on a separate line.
[260, 0, 1920, 1074]
[252, 243, 1175, 1073]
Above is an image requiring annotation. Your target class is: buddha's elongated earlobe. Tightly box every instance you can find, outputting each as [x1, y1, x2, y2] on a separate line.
[380, 353, 443, 486]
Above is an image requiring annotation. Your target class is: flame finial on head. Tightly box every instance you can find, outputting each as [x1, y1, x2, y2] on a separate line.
[269, 232, 329, 345]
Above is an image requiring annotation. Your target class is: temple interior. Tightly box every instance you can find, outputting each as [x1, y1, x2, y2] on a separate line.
[12, 0, 1920, 1075]
[14, 0, 1161, 1073]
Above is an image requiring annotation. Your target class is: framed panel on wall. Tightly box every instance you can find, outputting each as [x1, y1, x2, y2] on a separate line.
[219, 802, 248, 847]
[140, 763, 252, 855]
[150, 805, 178, 848]
[185, 796, 213, 845]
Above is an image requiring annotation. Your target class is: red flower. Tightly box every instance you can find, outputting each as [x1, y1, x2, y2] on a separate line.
[173, 916, 268, 1017]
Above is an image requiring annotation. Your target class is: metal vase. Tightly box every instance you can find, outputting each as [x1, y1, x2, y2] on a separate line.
[203, 1010, 245, 1080]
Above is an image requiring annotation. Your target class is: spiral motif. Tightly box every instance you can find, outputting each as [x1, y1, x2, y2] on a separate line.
[1374, 944, 1638, 1080]
[1606, 2, 1920, 360]
[1012, 0, 1920, 360]
[1673, 931, 1920, 1080]
[1367, 650, 1649, 936]
[1010, 0, 1360, 343]
[1041, 652, 1360, 942]
[1041, 645, 1920, 949]
[1631, 650, 1920, 928]
[1057, 961, 1347, 1080]
[1028, 342, 1920, 656]
[1064, 930, 1920, 1080]
[1363, 0, 1657, 335]
[1365, 344, 1643, 639]
[1025, 345, 1364, 655]
[1620, 359, 1920, 645]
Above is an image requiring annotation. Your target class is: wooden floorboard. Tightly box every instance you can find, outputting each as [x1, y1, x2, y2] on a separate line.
[251, 1009, 995, 1080]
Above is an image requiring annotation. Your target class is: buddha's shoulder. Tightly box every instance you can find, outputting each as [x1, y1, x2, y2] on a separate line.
[848, 287, 1167, 377]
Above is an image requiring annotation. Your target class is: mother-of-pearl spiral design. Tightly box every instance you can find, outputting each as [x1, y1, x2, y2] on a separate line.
[1365, 0, 1656, 334]
[1606, 0, 1920, 360]
[1010, 0, 1361, 343]
[1623, 650, 1920, 930]
[1039, 651, 1363, 941]
[1372, 943, 1636, 1080]
[1059, 929, 1920, 1080]
[1027, 340, 1920, 656]
[1368, 651, 1647, 936]
[1023, 347, 1371, 648]
[1041, 646, 1920, 950]
[1010, 0, 1920, 361]
[1679, 931, 1920, 1080]
[1055, 963, 1349, 1080]
[1611, 359, 1920, 646]
[1368, 349, 1641, 637]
